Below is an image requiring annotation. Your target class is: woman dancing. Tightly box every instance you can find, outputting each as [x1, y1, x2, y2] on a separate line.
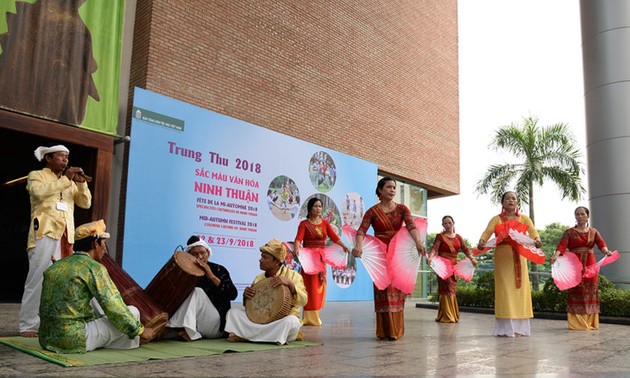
[352, 177, 425, 340]
[294, 197, 350, 326]
[427, 215, 477, 323]
[477, 191, 541, 337]
[550, 206, 613, 330]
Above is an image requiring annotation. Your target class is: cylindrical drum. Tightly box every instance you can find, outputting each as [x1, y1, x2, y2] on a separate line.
[100, 254, 168, 335]
[145, 251, 205, 317]
[245, 278, 293, 324]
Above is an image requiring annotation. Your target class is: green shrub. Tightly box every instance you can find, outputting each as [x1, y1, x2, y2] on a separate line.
[532, 278, 567, 312]
[598, 275, 616, 293]
[476, 271, 495, 292]
[456, 286, 494, 308]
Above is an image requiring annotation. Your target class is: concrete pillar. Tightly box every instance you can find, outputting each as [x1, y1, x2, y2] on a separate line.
[580, 0, 630, 285]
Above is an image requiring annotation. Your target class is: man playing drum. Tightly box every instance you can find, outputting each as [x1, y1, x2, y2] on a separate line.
[39, 220, 156, 353]
[225, 239, 307, 345]
[165, 236, 238, 340]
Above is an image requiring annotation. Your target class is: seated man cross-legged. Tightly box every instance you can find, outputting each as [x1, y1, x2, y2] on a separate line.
[224, 238, 307, 345]
[164, 236, 238, 341]
[39, 220, 155, 353]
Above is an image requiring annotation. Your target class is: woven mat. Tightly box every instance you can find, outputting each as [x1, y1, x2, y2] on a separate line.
[0, 336, 319, 367]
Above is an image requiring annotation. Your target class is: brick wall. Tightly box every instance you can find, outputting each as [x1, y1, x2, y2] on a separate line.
[128, 0, 459, 196]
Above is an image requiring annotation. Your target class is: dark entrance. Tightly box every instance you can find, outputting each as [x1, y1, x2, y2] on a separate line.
[0, 110, 113, 302]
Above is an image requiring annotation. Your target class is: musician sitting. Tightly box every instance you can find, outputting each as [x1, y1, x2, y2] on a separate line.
[224, 239, 307, 345]
[38, 220, 156, 353]
[165, 236, 238, 340]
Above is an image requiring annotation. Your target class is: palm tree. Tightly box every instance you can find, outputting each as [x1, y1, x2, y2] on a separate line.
[475, 116, 585, 290]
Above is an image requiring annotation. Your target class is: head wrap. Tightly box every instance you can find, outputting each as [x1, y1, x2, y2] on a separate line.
[259, 238, 287, 262]
[185, 239, 212, 257]
[34, 145, 69, 161]
[75, 220, 111, 240]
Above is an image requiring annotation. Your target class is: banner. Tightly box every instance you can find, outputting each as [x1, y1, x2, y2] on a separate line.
[0, 0, 123, 134]
[124, 88, 379, 300]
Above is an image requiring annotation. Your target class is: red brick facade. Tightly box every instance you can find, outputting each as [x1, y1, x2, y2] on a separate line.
[128, 0, 459, 197]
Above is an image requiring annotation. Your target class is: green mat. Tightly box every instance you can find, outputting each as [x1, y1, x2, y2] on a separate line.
[0, 337, 320, 367]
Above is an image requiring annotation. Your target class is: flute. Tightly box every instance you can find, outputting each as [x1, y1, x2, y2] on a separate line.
[63, 168, 93, 183]
[76, 172, 93, 183]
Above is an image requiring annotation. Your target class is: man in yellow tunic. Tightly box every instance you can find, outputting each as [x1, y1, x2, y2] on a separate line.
[20, 145, 92, 337]
[225, 239, 307, 344]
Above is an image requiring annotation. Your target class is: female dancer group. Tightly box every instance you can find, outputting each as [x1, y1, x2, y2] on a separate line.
[293, 176, 425, 339]
[295, 177, 613, 340]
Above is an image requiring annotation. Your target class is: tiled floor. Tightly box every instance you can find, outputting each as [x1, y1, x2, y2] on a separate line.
[1, 301, 629, 377]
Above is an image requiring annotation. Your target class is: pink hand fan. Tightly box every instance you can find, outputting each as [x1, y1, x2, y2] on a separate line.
[341, 224, 390, 289]
[342, 224, 358, 249]
[583, 250, 620, 278]
[429, 255, 454, 280]
[453, 259, 475, 282]
[297, 247, 326, 275]
[387, 217, 427, 294]
[495, 220, 528, 244]
[508, 229, 546, 264]
[473, 238, 496, 256]
[551, 253, 583, 290]
[322, 244, 348, 269]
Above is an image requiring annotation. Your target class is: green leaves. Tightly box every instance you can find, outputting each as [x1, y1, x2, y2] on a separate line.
[475, 115, 586, 208]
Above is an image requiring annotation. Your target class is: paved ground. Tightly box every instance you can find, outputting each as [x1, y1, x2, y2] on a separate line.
[1, 301, 629, 377]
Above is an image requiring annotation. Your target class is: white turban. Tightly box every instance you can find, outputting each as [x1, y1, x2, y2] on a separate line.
[185, 239, 212, 257]
[34, 145, 69, 161]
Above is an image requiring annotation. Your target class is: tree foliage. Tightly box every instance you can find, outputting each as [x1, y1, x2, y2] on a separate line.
[475, 116, 586, 290]
[475, 116, 585, 208]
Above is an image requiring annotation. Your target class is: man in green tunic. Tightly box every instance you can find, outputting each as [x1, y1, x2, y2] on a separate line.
[39, 220, 156, 353]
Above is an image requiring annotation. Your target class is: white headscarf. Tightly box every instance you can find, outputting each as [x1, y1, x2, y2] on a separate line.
[185, 239, 212, 257]
[34, 145, 69, 161]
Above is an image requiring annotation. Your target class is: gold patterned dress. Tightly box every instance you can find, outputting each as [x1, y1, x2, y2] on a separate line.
[430, 233, 470, 323]
[357, 204, 416, 340]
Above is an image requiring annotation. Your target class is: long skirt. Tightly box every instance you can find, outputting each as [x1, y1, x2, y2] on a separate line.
[302, 272, 326, 326]
[374, 285, 405, 340]
[568, 313, 599, 330]
[436, 275, 459, 323]
[567, 251, 600, 330]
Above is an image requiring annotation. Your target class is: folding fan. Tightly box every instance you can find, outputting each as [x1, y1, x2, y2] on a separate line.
[551, 252, 583, 290]
[583, 250, 620, 279]
[453, 258, 475, 282]
[508, 229, 546, 264]
[495, 220, 528, 244]
[322, 244, 348, 269]
[473, 238, 496, 256]
[342, 224, 358, 249]
[430, 255, 454, 280]
[387, 217, 428, 294]
[296, 247, 326, 275]
[341, 224, 390, 289]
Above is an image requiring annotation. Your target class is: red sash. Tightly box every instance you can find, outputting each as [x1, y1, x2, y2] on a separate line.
[372, 205, 397, 240]
[303, 221, 326, 248]
[569, 228, 596, 268]
[437, 233, 458, 262]
[497, 216, 523, 288]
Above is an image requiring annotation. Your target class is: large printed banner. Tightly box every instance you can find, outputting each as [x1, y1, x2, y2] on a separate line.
[124, 88, 378, 300]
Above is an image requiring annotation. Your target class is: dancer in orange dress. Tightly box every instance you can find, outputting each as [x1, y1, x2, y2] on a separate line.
[294, 197, 350, 326]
